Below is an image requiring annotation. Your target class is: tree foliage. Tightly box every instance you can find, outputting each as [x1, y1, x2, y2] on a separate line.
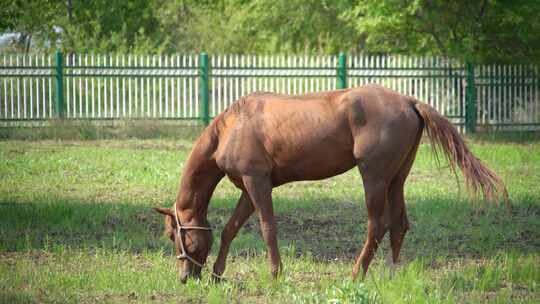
[154, 0, 356, 54]
[58, 1, 163, 53]
[1, 0, 539, 63]
[0, 0, 60, 52]
[0, 0, 162, 53]
[345, 0, 540, 63]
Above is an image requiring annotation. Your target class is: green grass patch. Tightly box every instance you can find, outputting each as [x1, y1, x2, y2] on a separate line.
[1, 136, 539, 303]
[0, 120, 205, 141]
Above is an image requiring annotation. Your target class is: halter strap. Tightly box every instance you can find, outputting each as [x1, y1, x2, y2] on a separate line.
[172, 203, 215, 270]
[171, 202, 235, 281]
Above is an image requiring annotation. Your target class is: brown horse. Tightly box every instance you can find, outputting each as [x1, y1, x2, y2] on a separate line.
[154, 84, 507, 283]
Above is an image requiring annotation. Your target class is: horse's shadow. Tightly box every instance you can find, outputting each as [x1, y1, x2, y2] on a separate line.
[1, 197, 538, 263]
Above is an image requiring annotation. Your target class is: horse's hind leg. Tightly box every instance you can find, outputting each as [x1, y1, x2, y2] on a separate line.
[349, 132, 393, 280]
[351, 173, 391, 280]
[350, 120, 420, 279]
[213, 192, 255, 277]
[386, 183, 409, 267]
[388, 129, 421, 265]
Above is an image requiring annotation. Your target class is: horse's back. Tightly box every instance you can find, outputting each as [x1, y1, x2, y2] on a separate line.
[214, 86, 420, 186]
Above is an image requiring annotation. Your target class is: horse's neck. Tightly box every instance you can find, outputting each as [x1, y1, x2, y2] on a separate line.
[176, 133, 223, 222]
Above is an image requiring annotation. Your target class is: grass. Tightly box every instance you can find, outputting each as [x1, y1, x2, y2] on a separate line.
[0, 120, 205, 141]
[0, 132, 539, 303]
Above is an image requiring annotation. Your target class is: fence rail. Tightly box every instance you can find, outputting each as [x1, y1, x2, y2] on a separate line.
[1, 52, 539, 132]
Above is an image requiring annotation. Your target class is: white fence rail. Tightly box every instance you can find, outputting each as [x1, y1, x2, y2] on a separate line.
[475, 64, 539, 129]
[1, 54, 55, 119]
[1, 53, 539, 131]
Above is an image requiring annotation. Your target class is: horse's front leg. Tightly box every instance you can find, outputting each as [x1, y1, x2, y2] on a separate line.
[242, 174, 282, 278]
[213, 192, 255, 277]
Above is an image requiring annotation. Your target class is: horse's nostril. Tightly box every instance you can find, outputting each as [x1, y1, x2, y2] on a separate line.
[179, 272, 189, 284]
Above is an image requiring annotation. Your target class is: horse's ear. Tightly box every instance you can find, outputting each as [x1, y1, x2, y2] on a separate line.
[154, 207, 174, 217]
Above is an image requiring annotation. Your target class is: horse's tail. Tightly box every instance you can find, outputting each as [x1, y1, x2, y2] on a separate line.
[412, 101, 508, 204]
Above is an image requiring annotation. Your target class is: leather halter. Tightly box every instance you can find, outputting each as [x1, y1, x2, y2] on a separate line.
[173, 202, 212, 268]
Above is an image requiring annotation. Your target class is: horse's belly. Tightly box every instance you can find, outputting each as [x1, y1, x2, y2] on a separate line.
[271, 146, 356, 185]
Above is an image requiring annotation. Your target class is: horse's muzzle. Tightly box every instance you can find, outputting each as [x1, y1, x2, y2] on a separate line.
[179, 271, 189, 284]
[178, 267, 202, 284]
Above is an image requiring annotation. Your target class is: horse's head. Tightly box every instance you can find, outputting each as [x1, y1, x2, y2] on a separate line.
[154, 206, 213, 283]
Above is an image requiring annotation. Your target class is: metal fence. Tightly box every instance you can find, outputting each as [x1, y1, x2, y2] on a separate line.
[1, 52, 539, 132]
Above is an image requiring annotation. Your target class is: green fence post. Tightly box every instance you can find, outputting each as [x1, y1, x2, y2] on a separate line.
[465, 62, 476, 133]
[199, 52, 210, 126]
[337, 52, 347, 89]
[55, 51, 64, 119]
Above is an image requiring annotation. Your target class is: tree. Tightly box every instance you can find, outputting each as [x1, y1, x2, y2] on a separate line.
[154, 0, 357, 54]
[241, 0, 357, 54]
[153, 0, 256, 53]
[0, 0, 163, 53]
[0, 0, 60, 52]
[344, 0, 540, 63]
[2, 0, 539, 63]
[56, 0, 164, 53]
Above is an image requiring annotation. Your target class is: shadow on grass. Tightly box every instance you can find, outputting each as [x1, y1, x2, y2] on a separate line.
[1, 197, 539, 263]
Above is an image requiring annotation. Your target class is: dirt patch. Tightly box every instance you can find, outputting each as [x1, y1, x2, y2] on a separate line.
[209, 202, 365, 261]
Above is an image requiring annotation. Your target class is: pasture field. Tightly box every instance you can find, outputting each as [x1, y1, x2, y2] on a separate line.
[0, 132, 539, 303]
